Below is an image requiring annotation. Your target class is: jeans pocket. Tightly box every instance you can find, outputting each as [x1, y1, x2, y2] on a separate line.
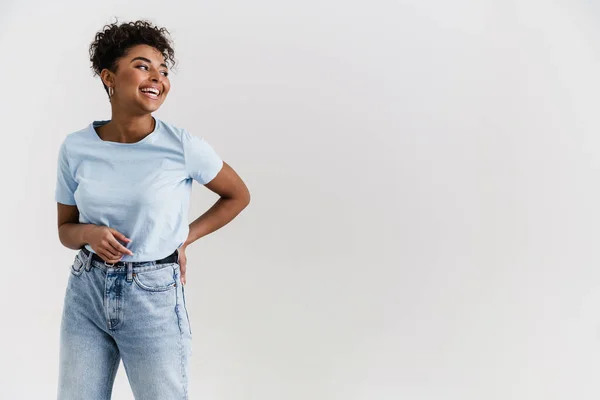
[70, 255, 84, 277]
[133, 264, 177, 292]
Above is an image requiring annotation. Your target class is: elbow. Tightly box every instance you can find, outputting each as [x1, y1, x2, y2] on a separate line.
[57, 224, 66, 247]
[241, 189, 251, 208]
[225, 187, 250, 208]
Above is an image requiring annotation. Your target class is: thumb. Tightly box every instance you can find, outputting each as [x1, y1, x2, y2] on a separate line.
[109, 228, 132, 243]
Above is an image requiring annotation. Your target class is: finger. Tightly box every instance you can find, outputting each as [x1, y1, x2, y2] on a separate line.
[101, 244, 121, 259]
[108, 237, 134, 256]
[109, 228, 132, 244]
[106, 240, 128, 257]
[98, 250, 122, 264]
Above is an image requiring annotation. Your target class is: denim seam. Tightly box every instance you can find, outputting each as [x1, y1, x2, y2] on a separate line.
[103, 347, 120, 399]
[173, 277, 188, 399]
[179, 290, 188, 399]
[182, 285, 192, 335]
[104, 274, 112, 330]
[114, 279, 122, 330]
[179, 321, 187, 399]
[174, 293, 184, 336]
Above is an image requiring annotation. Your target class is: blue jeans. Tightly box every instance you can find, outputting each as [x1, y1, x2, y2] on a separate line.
[57, 248, 192, 399]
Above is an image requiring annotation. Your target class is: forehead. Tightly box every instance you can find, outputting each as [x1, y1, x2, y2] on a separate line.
[122, 44, 167, 66]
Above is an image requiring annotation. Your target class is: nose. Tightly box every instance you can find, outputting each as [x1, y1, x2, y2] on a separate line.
[150, 68, 162, 83]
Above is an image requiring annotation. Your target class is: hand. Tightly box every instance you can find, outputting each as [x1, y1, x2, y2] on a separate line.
[86, 225, 133, 263]
[178, 245, 188, 286]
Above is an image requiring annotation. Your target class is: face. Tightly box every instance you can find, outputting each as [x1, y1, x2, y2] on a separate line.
[101, 44, 171, 113]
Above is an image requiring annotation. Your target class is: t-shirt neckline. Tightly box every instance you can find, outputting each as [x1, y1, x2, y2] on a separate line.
[90, 117, 159, 146]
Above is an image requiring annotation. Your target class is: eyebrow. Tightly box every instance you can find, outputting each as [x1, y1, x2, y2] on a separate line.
[130, 56, 168, 69]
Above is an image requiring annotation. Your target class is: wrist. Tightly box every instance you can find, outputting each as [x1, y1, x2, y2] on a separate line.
[81, 224, 96, 245]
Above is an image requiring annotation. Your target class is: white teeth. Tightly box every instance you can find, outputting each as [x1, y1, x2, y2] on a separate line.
[141, 88, 159, 95]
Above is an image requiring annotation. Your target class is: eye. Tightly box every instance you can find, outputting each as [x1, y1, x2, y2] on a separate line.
[137, 65, 168, 77]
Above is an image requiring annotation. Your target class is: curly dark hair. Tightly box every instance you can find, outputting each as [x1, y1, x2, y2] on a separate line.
[89, 18, 177, 99]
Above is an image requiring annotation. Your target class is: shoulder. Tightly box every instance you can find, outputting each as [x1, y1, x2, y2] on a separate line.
[156, 118, 188, 140]
[58, 123, 93, 155]
[156, 118, 212, 149]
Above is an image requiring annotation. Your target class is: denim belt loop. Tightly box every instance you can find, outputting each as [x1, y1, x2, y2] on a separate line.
[84, 248, 93, 271]
[127, 262, 133, 282]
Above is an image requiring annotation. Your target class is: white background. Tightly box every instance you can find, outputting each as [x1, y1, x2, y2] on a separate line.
[2, 0, 600, 398]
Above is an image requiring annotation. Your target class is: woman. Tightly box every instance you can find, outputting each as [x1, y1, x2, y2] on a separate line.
[55, 20, 250, 399]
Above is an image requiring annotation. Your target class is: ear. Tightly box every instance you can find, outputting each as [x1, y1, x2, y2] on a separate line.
[100, 68, 114, 88]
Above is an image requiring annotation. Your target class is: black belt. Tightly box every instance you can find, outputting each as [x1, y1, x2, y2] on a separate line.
[81, 246, 178, 266]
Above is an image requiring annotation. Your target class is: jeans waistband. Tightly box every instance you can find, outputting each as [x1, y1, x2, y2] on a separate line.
[81, 246, 178, 268]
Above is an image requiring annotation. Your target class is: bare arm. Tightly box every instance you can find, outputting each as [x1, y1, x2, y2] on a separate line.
[182, 161, 250, 247]
[57, 203, 95, 250]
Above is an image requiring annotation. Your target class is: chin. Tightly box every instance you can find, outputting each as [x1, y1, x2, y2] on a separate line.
[139, 102, 162, 112]
[137, 93, 165, 108]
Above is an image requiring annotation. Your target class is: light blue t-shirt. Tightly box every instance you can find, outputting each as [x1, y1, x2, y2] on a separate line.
[55, 117, 223, 262]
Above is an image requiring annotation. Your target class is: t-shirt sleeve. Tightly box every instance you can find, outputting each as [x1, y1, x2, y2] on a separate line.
[182, 129, 224, 185]
[55, 140, 78, 205]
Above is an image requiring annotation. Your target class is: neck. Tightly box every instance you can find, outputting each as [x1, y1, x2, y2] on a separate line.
[101, 111, 155, 144]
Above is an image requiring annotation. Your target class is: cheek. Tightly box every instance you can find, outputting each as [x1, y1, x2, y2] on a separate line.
[121, 71, 145, 88]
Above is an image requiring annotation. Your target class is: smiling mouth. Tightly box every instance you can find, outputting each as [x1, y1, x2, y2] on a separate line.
[140, 89, 160, 100]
